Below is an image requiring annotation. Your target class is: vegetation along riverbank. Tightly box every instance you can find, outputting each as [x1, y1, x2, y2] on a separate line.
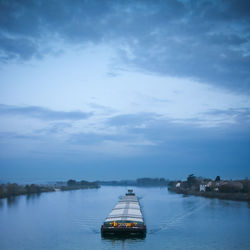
[168, 174, 250, 202]
[1, 175, 249, 202]
[0, 179, 99, 199]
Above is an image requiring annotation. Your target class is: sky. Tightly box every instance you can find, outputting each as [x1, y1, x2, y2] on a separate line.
[0, 0, 250, 183]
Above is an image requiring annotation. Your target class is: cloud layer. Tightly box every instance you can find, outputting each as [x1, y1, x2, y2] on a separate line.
[1, 1, 250, 180]
[0, 104, 92, 120]
[0, 0, 250, 92]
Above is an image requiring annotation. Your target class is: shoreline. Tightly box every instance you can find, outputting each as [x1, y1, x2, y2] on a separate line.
[0, 186, 100, 200]
[168, 187, 250, 202]
[2, 181, 250, 202]
[0, 181, 100, 200]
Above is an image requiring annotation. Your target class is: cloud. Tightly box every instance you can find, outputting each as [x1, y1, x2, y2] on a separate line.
[0, 0, 249, 92]
[204, 108, 250, 127]
[87, 103, 116, 114]
[0, 35, 38, 61]
[34, 122, 72, 135]
[0, 109, 249, 179]
[0, 131, 35, 140]
[0, 104, 92, 121]
[107, 113, 160, 127]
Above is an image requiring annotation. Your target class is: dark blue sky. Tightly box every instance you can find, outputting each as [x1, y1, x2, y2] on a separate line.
[0, 0, 250, 182]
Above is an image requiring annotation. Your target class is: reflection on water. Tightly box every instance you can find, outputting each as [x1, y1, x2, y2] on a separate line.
[26, 193, 41, 204]
[26, 193, 41, 200]
[102, 235, 146, 242]
[0, 186, 249, 250]
[102, 237, 146, 249]
[0, 193, 42, 209]
[101, 228, 147, 242]
[6, 196, 20, 207]
[0, 199, 3, 208]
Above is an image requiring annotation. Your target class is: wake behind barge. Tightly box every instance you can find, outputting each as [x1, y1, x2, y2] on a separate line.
[101, 190, 146, 237]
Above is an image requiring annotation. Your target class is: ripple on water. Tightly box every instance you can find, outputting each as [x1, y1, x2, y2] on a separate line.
[148, 199, 209, 234]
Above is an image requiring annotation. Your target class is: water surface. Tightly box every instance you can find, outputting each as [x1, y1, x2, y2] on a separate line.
[0, 186, 250, 249]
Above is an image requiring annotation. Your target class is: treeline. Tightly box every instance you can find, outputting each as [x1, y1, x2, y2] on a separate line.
[98, 178, 169, 186]
[0, 179, 100, 199]
[60, 179, 99, 191]
[136, 178, 168, 186]
[168, 174, 250, 193]
[0, 183, 54, 199]
[97, 180, 136, 186]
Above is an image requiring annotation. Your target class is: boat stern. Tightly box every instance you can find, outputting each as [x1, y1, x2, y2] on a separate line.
[101, 223, 146, 237]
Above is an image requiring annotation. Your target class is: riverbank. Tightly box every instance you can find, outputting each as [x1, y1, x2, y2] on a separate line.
[0, 180, 100, 199]
[168, 187, 250, 202]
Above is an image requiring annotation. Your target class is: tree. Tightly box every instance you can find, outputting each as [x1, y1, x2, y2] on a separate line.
[0, 185, 5, 198]
[67, 179, 77, 186]
[215, 176, 221, 182]
[187, 174, 196, 187]
[219, 182, 243, 193]
[80, 180, 89, 186]
[25, 184, 41, 194]
[6, 183, 19, 196]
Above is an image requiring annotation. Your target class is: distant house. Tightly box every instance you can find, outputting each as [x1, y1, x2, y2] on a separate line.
[207, 181, 212, 187]
[200, 184, 206, 192]
[176, 182, 181, 188]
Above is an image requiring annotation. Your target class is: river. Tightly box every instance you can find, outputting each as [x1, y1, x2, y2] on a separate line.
[0, 186, 250, 249]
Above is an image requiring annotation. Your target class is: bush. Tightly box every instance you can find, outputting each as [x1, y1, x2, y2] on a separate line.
[25, 184, 41, 194]
[215, 176, 221, 182]
[67, 179, 77, 186]
[219, 182, 243, 193]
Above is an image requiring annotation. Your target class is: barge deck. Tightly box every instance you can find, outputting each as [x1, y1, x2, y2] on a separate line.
[101, 190, 146, 237]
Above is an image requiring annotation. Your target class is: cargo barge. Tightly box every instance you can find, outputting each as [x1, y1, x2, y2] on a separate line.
[101, 190, 146, 237]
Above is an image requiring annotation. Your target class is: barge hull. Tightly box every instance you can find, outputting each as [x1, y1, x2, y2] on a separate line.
[101, 225, 146, 236]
